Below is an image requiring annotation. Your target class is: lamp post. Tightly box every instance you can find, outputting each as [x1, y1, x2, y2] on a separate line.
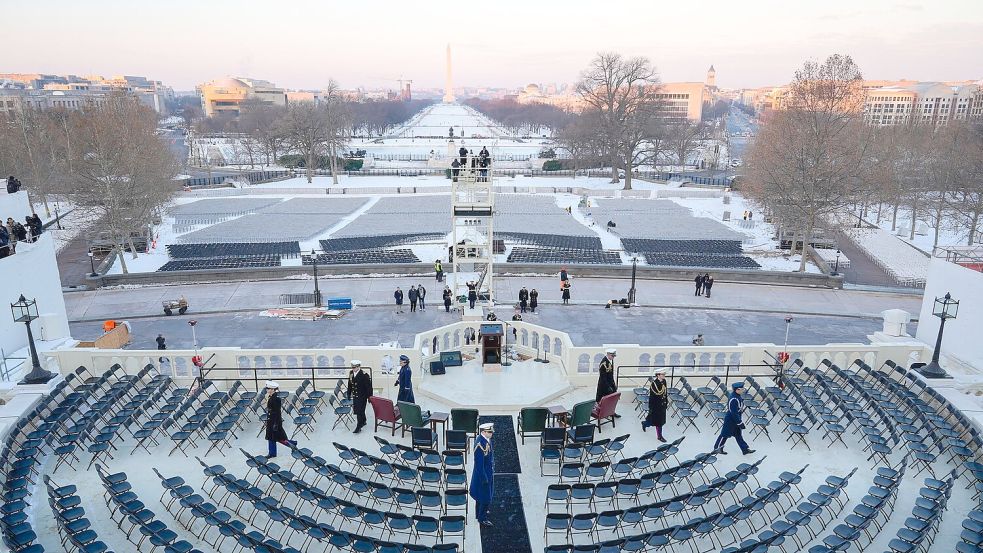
[87, 249, 97, 277]
[310, 250, 322, 308]
[833, 250, 841, 276]
[11, 295, 55, 384]
[188, 319, 199, 354]
[919, 292, 958, 379]
[627, 256, 638, 306]
[777, 316, 793, 390]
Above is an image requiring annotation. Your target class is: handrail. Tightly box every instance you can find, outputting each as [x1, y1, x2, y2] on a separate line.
[198, 364, 374, 393]
[615, 363, 779, 388]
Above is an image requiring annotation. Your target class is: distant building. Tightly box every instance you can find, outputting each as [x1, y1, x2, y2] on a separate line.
[864, 82, 982, 126]
[0, 73, 173, 115]
[197, 77, 286, 117]
[657, 82, 706, 121]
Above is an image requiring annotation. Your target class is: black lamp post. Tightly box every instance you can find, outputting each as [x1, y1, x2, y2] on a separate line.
[310, 250, 322, 308]
[87, 249, 98, 277]
[11, 295, 55, 385]
[627, 256, 638, 306]
[919, 292, 958, 379]
[833, 250, 841, 276]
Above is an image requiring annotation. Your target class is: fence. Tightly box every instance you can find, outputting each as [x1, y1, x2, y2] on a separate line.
[199, 364, 372, 393]
[615, 363, 779, 389]
[180, 170, 290, 188]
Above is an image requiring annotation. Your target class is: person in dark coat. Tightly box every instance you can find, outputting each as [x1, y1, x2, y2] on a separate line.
[529, 289, 538, 312]
[469, 422, 496, 526]
[408, 286, 418, 312]
[518, 287, 528, 313]
[263, 381, 295, 457]
[704, 274, 714, 298]
[559, 267, 569, 288]
[642, 369, 669, 441]
[156, 334, 166, 350]
[0, 225, 9, 259]
[595, 349, 619, 410]
[349, 360, 372, 433]
[459, 146, 468, 167]
[417, 284, 426, 310]
[694, 274, 704, 296]
[395, 354, 414, 403]
[26, 215, 41, 241]
[6, 176, 21, 194]
[451, 159, 460, 182]
[561, 282, 571, 305]
[712, 382, 755, 455]
[394, 287, 404, 313]
[467, 281, 477, 309]
[442, 286, 452, 312]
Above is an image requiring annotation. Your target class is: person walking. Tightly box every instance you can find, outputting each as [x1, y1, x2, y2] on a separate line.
[263, 381, 296, 458]
[156, 334, 166, 351]
[467, 281, 477, 309]
[394, 287, 404, 313]
[469, 422, 496, 527]
[408, 286, 418, 312]
[642, 369, 669, 441]
[704, 274, 714, 298]
[561, 282, 571, 305]
[518, 287, 528, 313]
[443, 286, 452, 312]
[595, 349, 619, 417]
[694, 273, 704, 296]
[529, 289, 538, 313]
[349, 360, 372, 433]
[417, 284, 426, 310]
[712, 382, 755, 455]
[395, 354, 415, 403]
[434, 259, 443, 282]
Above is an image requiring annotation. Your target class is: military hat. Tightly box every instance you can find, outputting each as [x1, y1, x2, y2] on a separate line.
[605, 348, 617, 356]
[479, 422, 494, 432]
[653, 368, 666, 374]
[399, 354, 410, 362]
[265, 380, 279, 389]
[732, 381, 745, 390]
[350, 360, 361, 367]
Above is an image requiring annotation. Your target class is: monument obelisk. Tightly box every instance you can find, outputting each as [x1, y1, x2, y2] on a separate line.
[443, 44, 455, 103]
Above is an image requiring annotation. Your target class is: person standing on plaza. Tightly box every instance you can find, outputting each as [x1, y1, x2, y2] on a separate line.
[518, 287, 528, 313]
[408, 285, 419, 312]
[694, 273, 704, 296]
[470, 422, 496, 527]
[529, 289, 538, 313]
[395, 354, 415, 403]
[434, 259, 443, 282]
[642, 369, 669, 441]
[712, 382, 755, 455]
[394, 287, 404, 313]
[704, 274, 714, 298]
[595, 349, 619, 413]
[349, 360, 372, 433]
[467, 281, 477, 309]
[443, 286, 452, 312]
[417, 284, 426, 310]
[263, 381, 296, 457]
[561, 281, 571, 305]
[156, 334, 166, 351]
[559, 267, 569, 290]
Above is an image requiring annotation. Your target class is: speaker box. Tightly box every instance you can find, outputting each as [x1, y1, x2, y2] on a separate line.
[429, 361, 445, 375]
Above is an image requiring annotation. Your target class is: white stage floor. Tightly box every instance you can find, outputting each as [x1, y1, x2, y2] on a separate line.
[417, 358, 573, 410]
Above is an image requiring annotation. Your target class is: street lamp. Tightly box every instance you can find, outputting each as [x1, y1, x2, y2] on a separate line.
[188, 319, 199, 353]
[11, 295, 55, 384]
[310, 250, 322, 308]
[627, 256, 638, 306]
[87, 249, 98, 277]
[833, 250, 841, 276]
[919, 292, 958, 379]
[777, 316, 793, 390]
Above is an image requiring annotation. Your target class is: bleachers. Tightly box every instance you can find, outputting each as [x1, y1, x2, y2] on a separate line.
[320, 234, 445, 253]
[157, 255, 282, 271]
[167, 242, 301, 259]
[302, 249, 420, 265]
[498, 233, 603, 250]
[639, 252, 761, 269]
[507, 247, 621, 265]
[622, 238, 744, 256]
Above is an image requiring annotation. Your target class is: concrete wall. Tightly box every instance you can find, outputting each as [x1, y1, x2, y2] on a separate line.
[916, 257, 983, 369]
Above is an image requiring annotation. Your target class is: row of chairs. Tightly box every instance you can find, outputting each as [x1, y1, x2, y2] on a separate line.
[884, 472, 956, 553]
[556, 447, 718, 499]
[540, 433, 635, 477]
[333, 443, 460, 492]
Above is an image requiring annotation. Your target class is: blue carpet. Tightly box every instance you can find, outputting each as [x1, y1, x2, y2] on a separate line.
[478, 415, 521, 474]
[479, 474, 533, 553]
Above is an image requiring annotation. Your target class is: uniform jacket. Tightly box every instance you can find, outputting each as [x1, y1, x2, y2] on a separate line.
[721, 392, 744, 436]
[595, 356, 617, 402]
[265, 394, 289, 442]
[396, 364, 414, 403]
[469, 435, 494, 503]
[349, 369, 372, 403]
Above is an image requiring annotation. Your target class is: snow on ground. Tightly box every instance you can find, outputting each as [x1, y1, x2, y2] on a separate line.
[861, 204, 979, 254]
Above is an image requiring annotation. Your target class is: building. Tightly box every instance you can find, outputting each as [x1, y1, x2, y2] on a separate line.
[657, 82, 706, 121]
[863, 82, 981, 126]
[197, 77, 286, 117]
[0, 73, 173, 115]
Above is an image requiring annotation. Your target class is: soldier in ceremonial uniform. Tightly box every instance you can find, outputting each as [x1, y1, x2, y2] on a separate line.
[712, 382, 756, 455]
[595, 349, 620, 418]
[263, 381, 296, 458]
[470, 422, 496, 526]
[642, 369, 670, 441]
[395, 354, 415, 403]
[349, 360, 372, 433]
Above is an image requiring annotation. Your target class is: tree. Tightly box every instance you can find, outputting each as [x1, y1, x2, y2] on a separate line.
[65, 94, 178, 273]
[576, 52, 663, 190]
[239, 99, 287, 166]
[746, 54, 874, 271]
[554, 110, 605, 174]
[281, 101, 332, 183]
[665, 119, 704, 168]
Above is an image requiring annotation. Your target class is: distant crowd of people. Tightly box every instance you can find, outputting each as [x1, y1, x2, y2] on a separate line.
[0, 176, 43, 259]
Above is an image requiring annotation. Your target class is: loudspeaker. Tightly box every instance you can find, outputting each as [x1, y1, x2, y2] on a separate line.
[429, 361, 445, 375]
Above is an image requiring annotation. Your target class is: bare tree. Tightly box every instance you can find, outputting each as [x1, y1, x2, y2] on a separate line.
[65, 94, 178, 273]
[280, 101, 331, 183]
[746, 54, 873, 271]
[952, 122, 983, 245]
[576, 52, 663, 190]
[239, 99, 287, 165]
[321, 82, 352, 185]
[665, 119, 704, 168]
[554, 110, 605, 174]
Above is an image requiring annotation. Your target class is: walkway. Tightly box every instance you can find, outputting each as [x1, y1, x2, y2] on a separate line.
[834, 231, 903, 287]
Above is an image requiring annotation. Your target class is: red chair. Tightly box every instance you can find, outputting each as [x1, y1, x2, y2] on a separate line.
[592, 392, 621, 432]
[369, 396, 401, 435]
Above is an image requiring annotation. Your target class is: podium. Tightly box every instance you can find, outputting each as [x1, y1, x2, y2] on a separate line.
[479, 323, 504, 369]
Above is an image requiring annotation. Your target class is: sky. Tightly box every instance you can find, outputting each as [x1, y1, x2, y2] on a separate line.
[3, 0, 982, 92]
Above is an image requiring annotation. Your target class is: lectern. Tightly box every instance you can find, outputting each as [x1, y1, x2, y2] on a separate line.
[479, 323, 504, 365]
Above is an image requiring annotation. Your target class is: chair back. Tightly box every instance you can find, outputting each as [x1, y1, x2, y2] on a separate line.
[594, 392, 621, 419]
[519, 407, 549, 433]
[411, 427, 436, 449]
[570, 400, 595, 426]
[445, 430, 468, 451]
[398, 401, 424, 427]
[450, 408, 479, 434]
[370, 397, 398, 422]
[543, 427, 566, 448]
[572, 424, 596, 443]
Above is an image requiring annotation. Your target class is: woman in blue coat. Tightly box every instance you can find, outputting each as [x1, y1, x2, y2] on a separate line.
[469, 422, 495, 526]
[712, 382, 755, 455]
[395, 354, 415, 403]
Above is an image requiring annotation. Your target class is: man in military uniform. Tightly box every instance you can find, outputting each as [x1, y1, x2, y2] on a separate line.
[349, 360, 372, 433]
[469, 422, 495, 526]
[596, 348, 620, 417]
[713, 382, 755, 455]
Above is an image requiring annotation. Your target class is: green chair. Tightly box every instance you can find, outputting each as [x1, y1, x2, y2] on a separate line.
[517, 407, 549, 444]
[569, 400, 595, 428]
[450, 408, 479, 437]
[398, 401, 430, 437]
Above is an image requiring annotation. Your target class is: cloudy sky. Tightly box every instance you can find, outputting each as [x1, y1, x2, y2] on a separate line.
[4, 0, 982, 91]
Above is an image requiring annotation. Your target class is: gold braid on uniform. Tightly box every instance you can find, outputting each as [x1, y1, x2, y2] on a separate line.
[475, 441, 490, 455]
[651, 380, 667, 397]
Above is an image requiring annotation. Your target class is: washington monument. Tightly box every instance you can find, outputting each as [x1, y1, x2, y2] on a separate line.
[443, 44, 455, 103]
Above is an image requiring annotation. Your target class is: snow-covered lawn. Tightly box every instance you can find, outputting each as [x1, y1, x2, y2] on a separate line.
[842, 226, 930, 286]
[861, 204, 979, 254]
